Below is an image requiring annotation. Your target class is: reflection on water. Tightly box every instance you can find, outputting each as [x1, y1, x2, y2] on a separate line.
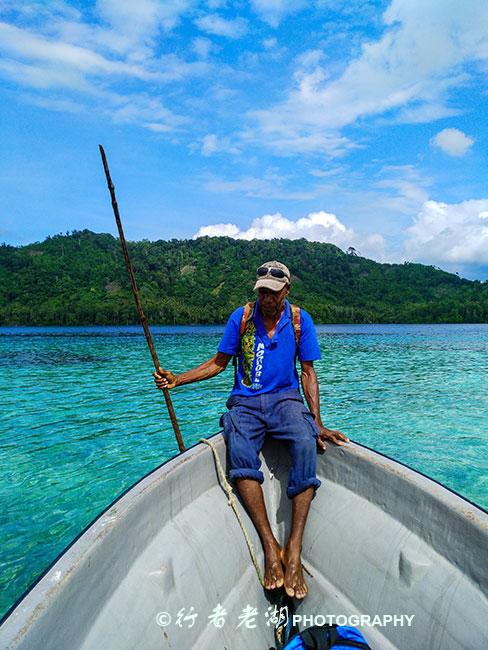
[0, 323, 487, 618]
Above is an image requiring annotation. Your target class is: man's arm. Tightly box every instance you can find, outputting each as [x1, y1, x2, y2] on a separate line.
[300, 360, 349, 450]
[153, 352, 232, 390]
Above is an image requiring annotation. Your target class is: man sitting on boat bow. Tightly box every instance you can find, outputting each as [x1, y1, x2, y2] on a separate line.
[154, 261, 348, 599]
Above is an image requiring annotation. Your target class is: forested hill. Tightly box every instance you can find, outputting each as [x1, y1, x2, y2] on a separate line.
[0, 230, 486, 325]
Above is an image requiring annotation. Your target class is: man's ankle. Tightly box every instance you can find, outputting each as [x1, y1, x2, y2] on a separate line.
[285, 540, 302, 556]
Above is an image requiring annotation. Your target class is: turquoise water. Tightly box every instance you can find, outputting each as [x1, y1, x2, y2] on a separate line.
[0, 324, 487, 618]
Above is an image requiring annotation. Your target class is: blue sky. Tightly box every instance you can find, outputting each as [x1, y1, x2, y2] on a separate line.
[0, 0, 487, 279]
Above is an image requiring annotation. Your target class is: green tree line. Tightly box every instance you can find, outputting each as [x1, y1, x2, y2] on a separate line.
[0, 230, 487, 325]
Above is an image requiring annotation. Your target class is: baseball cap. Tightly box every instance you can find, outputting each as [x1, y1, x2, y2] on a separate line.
[253, 260, 291, 292]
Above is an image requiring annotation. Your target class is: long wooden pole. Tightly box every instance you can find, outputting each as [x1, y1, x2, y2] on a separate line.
[99, 145, 185, 453]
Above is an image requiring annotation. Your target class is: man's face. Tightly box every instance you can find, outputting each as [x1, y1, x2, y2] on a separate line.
[257, 286, 289, 318]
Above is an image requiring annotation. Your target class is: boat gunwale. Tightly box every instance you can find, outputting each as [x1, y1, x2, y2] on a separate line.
[0, 434, 217, 628]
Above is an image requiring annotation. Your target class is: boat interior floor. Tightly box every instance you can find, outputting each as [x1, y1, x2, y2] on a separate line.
[2, 436, 487, 650]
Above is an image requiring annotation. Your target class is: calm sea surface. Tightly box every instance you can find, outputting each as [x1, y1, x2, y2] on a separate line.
[0, 324, 487, 617]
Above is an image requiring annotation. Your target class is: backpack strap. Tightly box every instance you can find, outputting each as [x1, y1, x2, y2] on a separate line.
[240, 301, 300, 343]
[290, 303, 301, 348]
[239, 301, 255, 336]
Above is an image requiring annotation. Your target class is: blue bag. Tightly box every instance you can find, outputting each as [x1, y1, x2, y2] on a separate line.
[283, 624, 372, 649]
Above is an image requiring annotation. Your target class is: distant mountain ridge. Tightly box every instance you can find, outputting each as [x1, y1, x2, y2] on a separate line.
[0, 230, 486, 325]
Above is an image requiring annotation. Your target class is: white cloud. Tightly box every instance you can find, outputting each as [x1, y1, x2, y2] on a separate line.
[205, 174, 316, 200]
[201, 134, 218, 154]
[309, 165, 347, 178]
[98, 0, 192, 29]
[200, 133, 240, 155]
[144, 122, 173, 133]
[240, 122, 358, 158]
[404, 199, 488, 264]
[248, 0, 488, 154]
[0, 8, 213, 133]
[17, 93, 84, 114]
[430, 128, 474, 157]
[156, 54, 211, 82]
[389, 102, 462, 124]
[96, 0, 195, 48]
[195, 14, 247, 39]
[374, 165, 431, 214]
[262, 37, 277, 50]
[109, 93, 189, 130]
[192, 36, 215, 58]
[0, 56, 188, 133]
[2, 1, 81, 22]
[0, 57, 89, 91]
[206, 0, 227, 8]
[260, 35, 287, 60]
[195, 222, 242, 238]
[0, 21, 173, 82]
[294, 49, 324, 69]
[4, 1, 196, 61]
[360, 165, 432, 221]
[210, 85, 240, 101]
[0, 21, 209, 83]
[250, 0, 308, 28]
[193, 210, 386, 259]
[375, 180, 429, 212]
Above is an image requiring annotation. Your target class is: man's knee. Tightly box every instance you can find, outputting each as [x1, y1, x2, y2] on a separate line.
[287, 434, 320, 499]
[291, 434, 317, 458]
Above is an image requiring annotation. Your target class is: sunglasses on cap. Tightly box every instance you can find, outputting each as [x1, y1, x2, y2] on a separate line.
[256, 266, 290, 280]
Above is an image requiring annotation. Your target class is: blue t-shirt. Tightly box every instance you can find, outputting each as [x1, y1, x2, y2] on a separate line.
[218, 300, 321, 396]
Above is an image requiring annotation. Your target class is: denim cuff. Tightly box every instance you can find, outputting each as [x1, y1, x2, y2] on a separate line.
[229, 468, 265, 484]
[287, 477, 321, 499]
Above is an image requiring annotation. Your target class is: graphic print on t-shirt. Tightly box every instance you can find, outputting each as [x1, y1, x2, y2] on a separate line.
[241, 320, 256, 387]
[253, 342, 264, 390]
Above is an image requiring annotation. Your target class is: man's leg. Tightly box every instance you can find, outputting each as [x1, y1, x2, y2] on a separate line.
[235, 478, 284, 590]
[222, 400, 283, 590]
[267, 392, 321, 599]
[282, 486, 314, 599]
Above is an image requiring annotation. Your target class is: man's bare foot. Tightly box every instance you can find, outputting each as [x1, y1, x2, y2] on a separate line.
[263, 542, 285, 590]
[281, 546, 308, 599]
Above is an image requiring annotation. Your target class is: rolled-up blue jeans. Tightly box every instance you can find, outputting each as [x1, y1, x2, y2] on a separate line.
[220, 389, 321, 498]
